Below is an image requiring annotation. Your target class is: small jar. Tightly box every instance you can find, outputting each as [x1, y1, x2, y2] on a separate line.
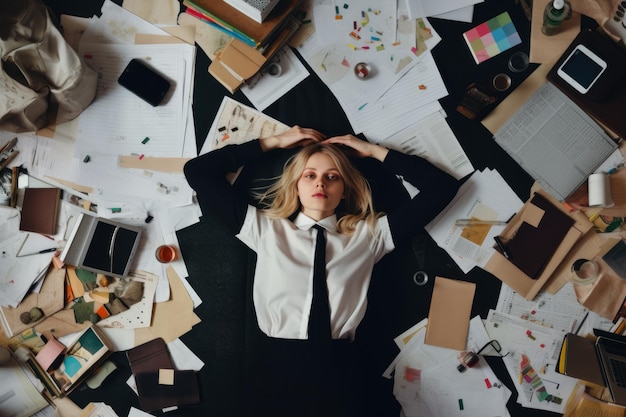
[542, 0, 572, 36]
[456, 351, 479, 372]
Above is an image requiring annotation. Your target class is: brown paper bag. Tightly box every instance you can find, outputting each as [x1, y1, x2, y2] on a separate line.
[570, 0, 626, 45]
[0, 0, 97, 132]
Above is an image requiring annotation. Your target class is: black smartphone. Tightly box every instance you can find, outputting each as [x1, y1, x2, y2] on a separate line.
[118, 58, 171, 106]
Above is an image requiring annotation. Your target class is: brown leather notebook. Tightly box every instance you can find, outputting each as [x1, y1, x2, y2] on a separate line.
[557, 333, 605, 386]
[547, 29, 626, 139]
[126, 338, 174, 376]
[19, 187, 61, 235]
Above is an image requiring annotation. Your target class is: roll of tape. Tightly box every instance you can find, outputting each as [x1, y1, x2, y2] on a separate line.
[588, 172, 613, 207]
[412, 270, 429, 286]
[267, 62, 282, 77]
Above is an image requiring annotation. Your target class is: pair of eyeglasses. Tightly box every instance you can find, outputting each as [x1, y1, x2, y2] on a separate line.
[476, 339, 510, 358]
[457, 340, 509, 372]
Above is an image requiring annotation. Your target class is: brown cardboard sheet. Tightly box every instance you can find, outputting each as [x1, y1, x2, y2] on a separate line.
[134, 266, 201, 346]
[118, 155, 189, 173]
[544, 229, 604, 294]
[484, 186, 593, 300]
[0, 266, 65, 337]
[209, 39, 266, 93]
[574, 239, 626, 320]
[504, 193, 575, 279]
[424, 277, 476, 351]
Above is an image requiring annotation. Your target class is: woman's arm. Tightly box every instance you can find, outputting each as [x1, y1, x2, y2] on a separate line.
[382, 150, 459, 243]
[183, 126, 325, 232]
[324, 134, 389, 161]
[184, 140, 263, 232]
[324, 134, 460, 244]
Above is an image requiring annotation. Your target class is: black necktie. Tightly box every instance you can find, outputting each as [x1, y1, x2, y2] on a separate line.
[309, 224, 332, 346]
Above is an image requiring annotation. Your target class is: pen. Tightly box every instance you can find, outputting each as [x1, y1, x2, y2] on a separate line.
[455, 219, 509, 226]
[573, 312, 588, 335]
[17, 247, 58, 257]
[493, 236, 510, 259]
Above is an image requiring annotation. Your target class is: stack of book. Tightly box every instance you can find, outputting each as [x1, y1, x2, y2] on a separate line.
[223, 0, 281, 23]
[183, 0, 304, 92]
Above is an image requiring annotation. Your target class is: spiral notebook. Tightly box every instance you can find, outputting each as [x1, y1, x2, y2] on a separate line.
[493, 82, 617, 201]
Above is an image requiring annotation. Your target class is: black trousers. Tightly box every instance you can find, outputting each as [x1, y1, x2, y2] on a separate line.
[243, 336, 369, 417]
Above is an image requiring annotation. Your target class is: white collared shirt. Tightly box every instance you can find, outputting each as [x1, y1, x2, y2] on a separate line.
[236, 206, 395, 341]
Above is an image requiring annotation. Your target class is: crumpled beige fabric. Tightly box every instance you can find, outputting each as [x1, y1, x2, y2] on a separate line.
[570, 0, 626, 45]
[0, 0, 97, 132]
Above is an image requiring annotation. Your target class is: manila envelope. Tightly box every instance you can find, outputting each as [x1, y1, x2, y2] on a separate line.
[424, 277, 476, 351]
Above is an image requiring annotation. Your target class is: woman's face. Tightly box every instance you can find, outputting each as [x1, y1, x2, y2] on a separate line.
[296, 152, 345, 221]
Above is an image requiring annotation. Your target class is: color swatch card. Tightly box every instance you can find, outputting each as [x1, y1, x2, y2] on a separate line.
[463, 12, 522, 64]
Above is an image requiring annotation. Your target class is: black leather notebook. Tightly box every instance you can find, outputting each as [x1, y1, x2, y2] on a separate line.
[547, 29, 626, 139]
[135, 369, 200, 412]
[504, 193, 575, 279]
[19, 187, 61, 235]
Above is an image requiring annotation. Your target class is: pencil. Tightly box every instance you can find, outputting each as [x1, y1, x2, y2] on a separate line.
[455, 219, 509, 226]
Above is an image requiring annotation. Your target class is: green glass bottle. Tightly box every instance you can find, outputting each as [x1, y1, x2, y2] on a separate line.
[542, 0, 571, 36]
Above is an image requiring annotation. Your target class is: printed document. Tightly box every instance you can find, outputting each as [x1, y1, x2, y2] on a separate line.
[494, 82, 617, 202]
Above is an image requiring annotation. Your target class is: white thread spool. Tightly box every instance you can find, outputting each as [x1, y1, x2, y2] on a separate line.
[588, 172, 613, 207]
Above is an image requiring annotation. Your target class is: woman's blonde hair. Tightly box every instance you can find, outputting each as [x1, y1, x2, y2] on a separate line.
[258, 143, 381, 234]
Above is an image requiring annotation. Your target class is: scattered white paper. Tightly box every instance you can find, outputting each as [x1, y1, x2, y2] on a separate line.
[426, 169, 524, 273]
[241, 46, 310, 111]
[379, 112, 474, 180]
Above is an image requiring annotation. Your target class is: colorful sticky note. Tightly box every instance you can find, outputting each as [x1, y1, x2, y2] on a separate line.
[462, 12, 521, 64]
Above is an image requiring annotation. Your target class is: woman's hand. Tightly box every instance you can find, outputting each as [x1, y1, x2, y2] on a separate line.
[324, 134, 389, 162]
[259, 126, 326, 152]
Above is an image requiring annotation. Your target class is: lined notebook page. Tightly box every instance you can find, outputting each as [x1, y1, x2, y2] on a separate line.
[75, 43, 188, 158]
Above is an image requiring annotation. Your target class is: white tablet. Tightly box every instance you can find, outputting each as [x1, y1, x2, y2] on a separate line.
[557, 44, 608, 94]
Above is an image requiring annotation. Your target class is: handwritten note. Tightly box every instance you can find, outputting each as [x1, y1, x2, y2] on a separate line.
[201, 97, 289, 154]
